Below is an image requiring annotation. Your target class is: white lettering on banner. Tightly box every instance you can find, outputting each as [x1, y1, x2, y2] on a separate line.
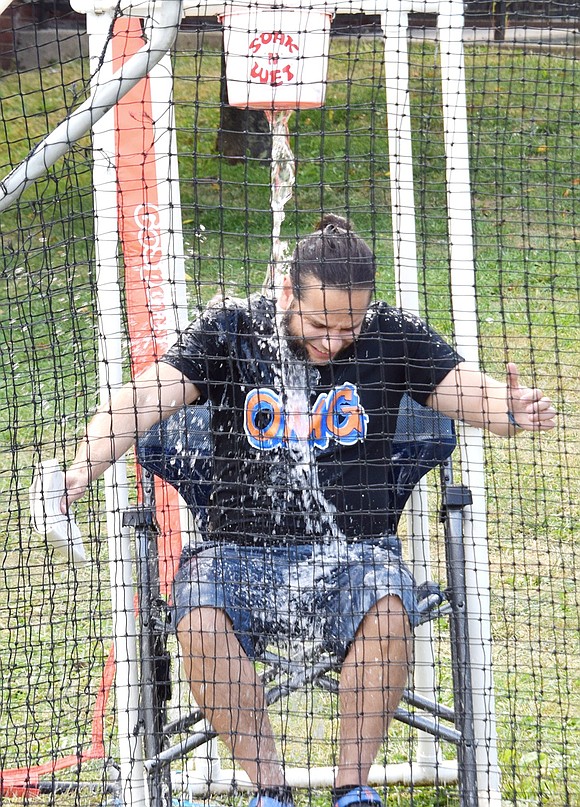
[132, 202, 167, 338]
[134, 203, 163, 265]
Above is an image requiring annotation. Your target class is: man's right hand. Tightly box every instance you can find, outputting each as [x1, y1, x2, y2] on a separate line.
[58, 363, 200, 515]
[60, 467, 90, 514]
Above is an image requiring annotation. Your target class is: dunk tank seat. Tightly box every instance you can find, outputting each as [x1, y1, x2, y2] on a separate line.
[125, 394, 477, 807]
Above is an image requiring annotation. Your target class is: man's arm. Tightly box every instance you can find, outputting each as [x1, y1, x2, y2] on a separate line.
[61, 362, 200, 512]
[426, 361, 556, 437]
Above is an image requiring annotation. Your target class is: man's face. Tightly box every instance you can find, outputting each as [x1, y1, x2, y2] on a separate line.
[280, 281, 371, 365]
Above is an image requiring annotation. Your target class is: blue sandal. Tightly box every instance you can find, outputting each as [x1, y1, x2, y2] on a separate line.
[249, 795, 293, 807]
[333, 787, 384, 807]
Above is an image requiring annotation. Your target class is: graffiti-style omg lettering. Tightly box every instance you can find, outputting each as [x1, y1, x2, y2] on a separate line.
[244, 383, 368, 451]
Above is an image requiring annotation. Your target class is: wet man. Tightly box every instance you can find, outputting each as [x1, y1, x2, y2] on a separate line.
[61, 215, 555, 807]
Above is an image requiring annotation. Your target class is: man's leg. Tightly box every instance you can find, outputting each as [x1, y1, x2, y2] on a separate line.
[177, 606, 287, 791]
[335, 594, 412, 789]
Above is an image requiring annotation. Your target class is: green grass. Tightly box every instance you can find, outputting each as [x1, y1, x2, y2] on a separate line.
[0, 33, 578, 806]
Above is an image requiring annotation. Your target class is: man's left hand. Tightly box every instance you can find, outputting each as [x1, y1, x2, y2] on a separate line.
[507, 362, 557, 432]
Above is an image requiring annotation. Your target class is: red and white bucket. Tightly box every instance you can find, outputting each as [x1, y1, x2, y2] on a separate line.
[220, 4, 332, 109]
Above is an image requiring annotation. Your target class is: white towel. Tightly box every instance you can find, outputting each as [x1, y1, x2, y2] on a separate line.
[29, 459, 87, 567]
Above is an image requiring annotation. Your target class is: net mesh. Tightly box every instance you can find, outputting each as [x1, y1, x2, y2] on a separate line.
[0, 2, 578, 806]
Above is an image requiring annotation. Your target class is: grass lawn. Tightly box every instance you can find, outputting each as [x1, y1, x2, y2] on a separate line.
[0, 29, 578, 807]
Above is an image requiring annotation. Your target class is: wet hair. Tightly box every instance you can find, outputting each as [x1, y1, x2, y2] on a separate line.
[289, 214, 376, 300]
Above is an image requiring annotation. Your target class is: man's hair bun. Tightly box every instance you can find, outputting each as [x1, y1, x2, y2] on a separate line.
[290, 212, 376, 299]
[316, 213, 352, 234]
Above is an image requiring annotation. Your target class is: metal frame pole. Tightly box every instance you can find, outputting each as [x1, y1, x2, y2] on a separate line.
[124, 471, 173, 807]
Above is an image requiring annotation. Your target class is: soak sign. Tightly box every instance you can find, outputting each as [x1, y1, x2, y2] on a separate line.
[248, 30, 301, 86]
[221, 8, 331, 108]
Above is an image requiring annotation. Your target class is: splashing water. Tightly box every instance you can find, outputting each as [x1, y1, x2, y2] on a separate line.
[268, 327, 351, 645]
[264, 110, 296, 296]
[263, 114, 326, 519]
[272, 310, 346, 544]
[256, 112, 350, 643]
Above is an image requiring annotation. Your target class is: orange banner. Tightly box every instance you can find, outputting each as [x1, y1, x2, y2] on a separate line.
[112, 17, 182, 590]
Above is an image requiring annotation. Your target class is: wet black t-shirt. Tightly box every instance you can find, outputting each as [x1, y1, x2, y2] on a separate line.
[161, 295, 462, 544]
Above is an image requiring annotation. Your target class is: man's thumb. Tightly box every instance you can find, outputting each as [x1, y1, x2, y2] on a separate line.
[507, 362, 521, 392]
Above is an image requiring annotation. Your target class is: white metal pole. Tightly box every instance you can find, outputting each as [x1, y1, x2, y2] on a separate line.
[382, 5, 441, 774]
[437, 2, 502, 804]
[88, 10, 148, 807]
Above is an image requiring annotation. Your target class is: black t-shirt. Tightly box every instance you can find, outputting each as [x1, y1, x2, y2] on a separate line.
[161, 294, 462, 545]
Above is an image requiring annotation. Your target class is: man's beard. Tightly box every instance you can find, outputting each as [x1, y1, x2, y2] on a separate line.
[279, 310, 309, 361]
[279, 309, 355, 364]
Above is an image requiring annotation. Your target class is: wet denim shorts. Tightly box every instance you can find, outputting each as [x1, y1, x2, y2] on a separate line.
[171, 536, 419, 661]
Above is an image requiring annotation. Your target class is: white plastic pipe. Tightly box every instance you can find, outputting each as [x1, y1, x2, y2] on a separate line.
[0, 0, 183, 212]
[147, 52, 189, 335]
[173, 759, 459, 795]
[382, 7, 421, 312]
[437, 1, 502, 804]
[382, 5, 442, 772]
[88, 10, 148, 807]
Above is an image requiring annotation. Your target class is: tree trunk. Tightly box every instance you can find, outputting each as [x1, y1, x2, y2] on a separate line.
[215, 48, 271, 164]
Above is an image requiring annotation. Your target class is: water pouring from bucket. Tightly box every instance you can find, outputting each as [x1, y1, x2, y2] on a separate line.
[264, 109, 295, 295]
[219, 4, 332, 294]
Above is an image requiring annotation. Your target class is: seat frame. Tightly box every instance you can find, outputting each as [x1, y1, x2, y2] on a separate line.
[123, 396, 478, 807]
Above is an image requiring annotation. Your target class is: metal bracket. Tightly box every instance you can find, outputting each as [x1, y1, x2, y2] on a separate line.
[123, 506, 159, 530]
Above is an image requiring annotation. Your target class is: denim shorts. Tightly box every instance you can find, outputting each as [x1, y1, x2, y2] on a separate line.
[171, 537, 419, 662]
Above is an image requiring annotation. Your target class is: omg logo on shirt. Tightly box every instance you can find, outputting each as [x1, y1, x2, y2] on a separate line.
[244, 382, 368, 451]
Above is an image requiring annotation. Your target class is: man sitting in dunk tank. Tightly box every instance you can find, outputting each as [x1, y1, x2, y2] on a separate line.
[61, 215, 555, 807]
